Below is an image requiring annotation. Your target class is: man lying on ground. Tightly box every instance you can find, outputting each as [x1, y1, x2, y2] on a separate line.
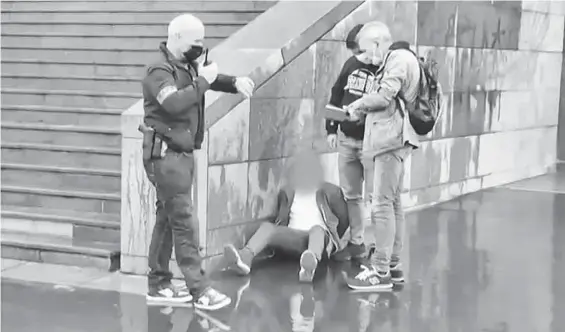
[222, 150, 350, 282]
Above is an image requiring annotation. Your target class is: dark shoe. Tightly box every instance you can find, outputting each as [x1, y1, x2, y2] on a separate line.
[194, 287, 232, 311]
[333, 243, 366, 261]
[390, 262, 404, 283]
[299, 250, 318, 282]
[345, 265, 393, 291]
[146, 285, 193, 304]
[223, 244, 252, 276]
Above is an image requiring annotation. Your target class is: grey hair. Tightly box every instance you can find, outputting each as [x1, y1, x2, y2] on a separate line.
[358, 21, 392, 43]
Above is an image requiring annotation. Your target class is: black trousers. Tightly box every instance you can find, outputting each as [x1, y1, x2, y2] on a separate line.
[144, 151, 208, 296]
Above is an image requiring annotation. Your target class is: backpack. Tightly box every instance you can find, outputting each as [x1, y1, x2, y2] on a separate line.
[379, 45, 443, 136]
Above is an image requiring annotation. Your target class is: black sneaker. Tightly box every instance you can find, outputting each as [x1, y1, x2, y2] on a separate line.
[299, 250, 318, 282]
[223, 244, 252, 276]
[345, 265, 393, 291]
[194, 287, 232, 311]
[390, 262, 404, 283]
[333, 243, 366, 261]
[146, 285, 193, 304]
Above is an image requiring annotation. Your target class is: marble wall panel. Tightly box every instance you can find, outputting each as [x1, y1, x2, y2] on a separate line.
[320, 152, 339, 185]
[248, 98, 315, 161]
[324, 0, 417, 44]
[207, 163, 250, 230]
[477, 127, 558, 176]
[416, 1, 458, 47]
[208, 100, 250, 165]
[519, 11, 565, 52]
[254, 44, 316, 99]
[121, 137, 155, 258]
[491, 89, 561, 132]
[206, 221, 262, 257]
[247, 157, 288, 220]
[404, 177, 484, 212]
[522, 1, 565, 16]
[456, 1, 522, 50]
[409, 136, 479, 191]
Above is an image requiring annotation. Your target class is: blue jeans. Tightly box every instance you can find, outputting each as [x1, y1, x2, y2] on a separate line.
[368, 147, 409, 272]
[337, 133, 372, 246]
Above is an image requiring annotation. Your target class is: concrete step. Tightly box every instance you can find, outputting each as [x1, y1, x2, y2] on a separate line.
[1, 48, 155, 66]
[1, 122, 120, 149]
[1, 105, 121, 127]
[0, 1, 274, 12]
[1, 205, 120, 246]
[2, 60, 144, 78]
[1, 34, 223, 51]
[2, 74, 139, 93]
[1, 164, 120, 194]
[1, 11, 260, 24]
[1, 230, 120, 271]
[1, 88, 140, 109]
[1, 143, 121, 171]
[1, 185, 120, 215]
[1, 23, 242, 37]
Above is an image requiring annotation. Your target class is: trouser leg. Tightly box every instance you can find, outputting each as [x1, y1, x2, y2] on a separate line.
[153, 152, 209, 297]
[369, 148, 408, 273]
[338, 136, 365, 245]
[147, 199, 174, 289]
[307, 225, 328, 261]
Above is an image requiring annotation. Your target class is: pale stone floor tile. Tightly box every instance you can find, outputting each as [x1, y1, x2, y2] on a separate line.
[81, 272, 148, 295]
[1, 258, 28, 271]
[1, 260, 110, 288]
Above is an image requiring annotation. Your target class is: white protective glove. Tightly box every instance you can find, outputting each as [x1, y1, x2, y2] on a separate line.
[234, 77, 255, 98]
[198, 61, 218, 84]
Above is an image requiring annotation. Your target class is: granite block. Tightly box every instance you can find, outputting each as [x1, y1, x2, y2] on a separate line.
[456, 2, 521, 50]
[247, 157, 288, 219]
[416, 1, 458, 47]
[121, 100, 144, 139]
[481, 164, 555, 190]
[409, 136, 479, 190]
[486, 49, 538, 91]
[207, 163, 250, 230]
[324, 0, 417, 44]
[254, 44, 316, 99]
[404, 177, 483, 212]
[449, 91, 489, 136]
[281, 1, 362, 64]
[532, 52, 563, 91]
[248, 98, 315, 161]
[519, 11, 565, 52]
[205, 49, 284, 129]
[417, 46, 457, 93]
[454, 48, 494, 92]
[427, 93, 454, 141]
[320, 152, 339, 185]
[208, 100, 250, 164]
[206, 222, 262, 257]
[522, 0, 565, 15]
[121, 137, 155, 258]
[314, 40, 351, 115]
[492, 89, 561, 132]
[477, 127, 558, 176]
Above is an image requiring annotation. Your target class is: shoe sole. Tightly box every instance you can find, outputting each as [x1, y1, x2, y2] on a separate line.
[391, 276, 405, 283]
[347, 283, 394, 292]
[224, 244, 251, 275]
[194, 296, 232, 311]
[146, 294, 193, 304]
[299, 251, 317, 283]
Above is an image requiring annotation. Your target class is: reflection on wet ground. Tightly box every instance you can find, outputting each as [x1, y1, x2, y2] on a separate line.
[2, 172, 565, 332]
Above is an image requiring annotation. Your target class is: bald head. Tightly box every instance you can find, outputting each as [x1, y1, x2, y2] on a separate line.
[166, 14, 205, 59]
[357, 21, 392, 66]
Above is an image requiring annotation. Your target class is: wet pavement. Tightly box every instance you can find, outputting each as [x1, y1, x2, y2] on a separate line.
[2, 172, 565, 332]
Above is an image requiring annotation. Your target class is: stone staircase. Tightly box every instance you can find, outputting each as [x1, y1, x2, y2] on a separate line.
[0, 0, 274, 269]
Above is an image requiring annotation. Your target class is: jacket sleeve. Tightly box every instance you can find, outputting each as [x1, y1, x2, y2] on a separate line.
[355, 51, 410, 112]
[210, 74, 238, 93]
[142, 64, 210, 115]
[326, 61, 350, 135]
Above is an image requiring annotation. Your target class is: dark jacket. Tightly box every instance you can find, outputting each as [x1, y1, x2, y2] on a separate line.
[272, 182, 349, 255]
[141, 42, 238, 150]
[325, 56, 379, 141]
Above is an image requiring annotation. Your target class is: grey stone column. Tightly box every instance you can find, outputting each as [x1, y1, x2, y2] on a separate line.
[558, 23, 565, 165]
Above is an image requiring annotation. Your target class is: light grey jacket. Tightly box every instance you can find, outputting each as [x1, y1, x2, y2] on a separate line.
[353, 48, 421, 159]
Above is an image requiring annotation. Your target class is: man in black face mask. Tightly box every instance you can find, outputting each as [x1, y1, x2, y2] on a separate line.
[141, 13, 254, 310]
